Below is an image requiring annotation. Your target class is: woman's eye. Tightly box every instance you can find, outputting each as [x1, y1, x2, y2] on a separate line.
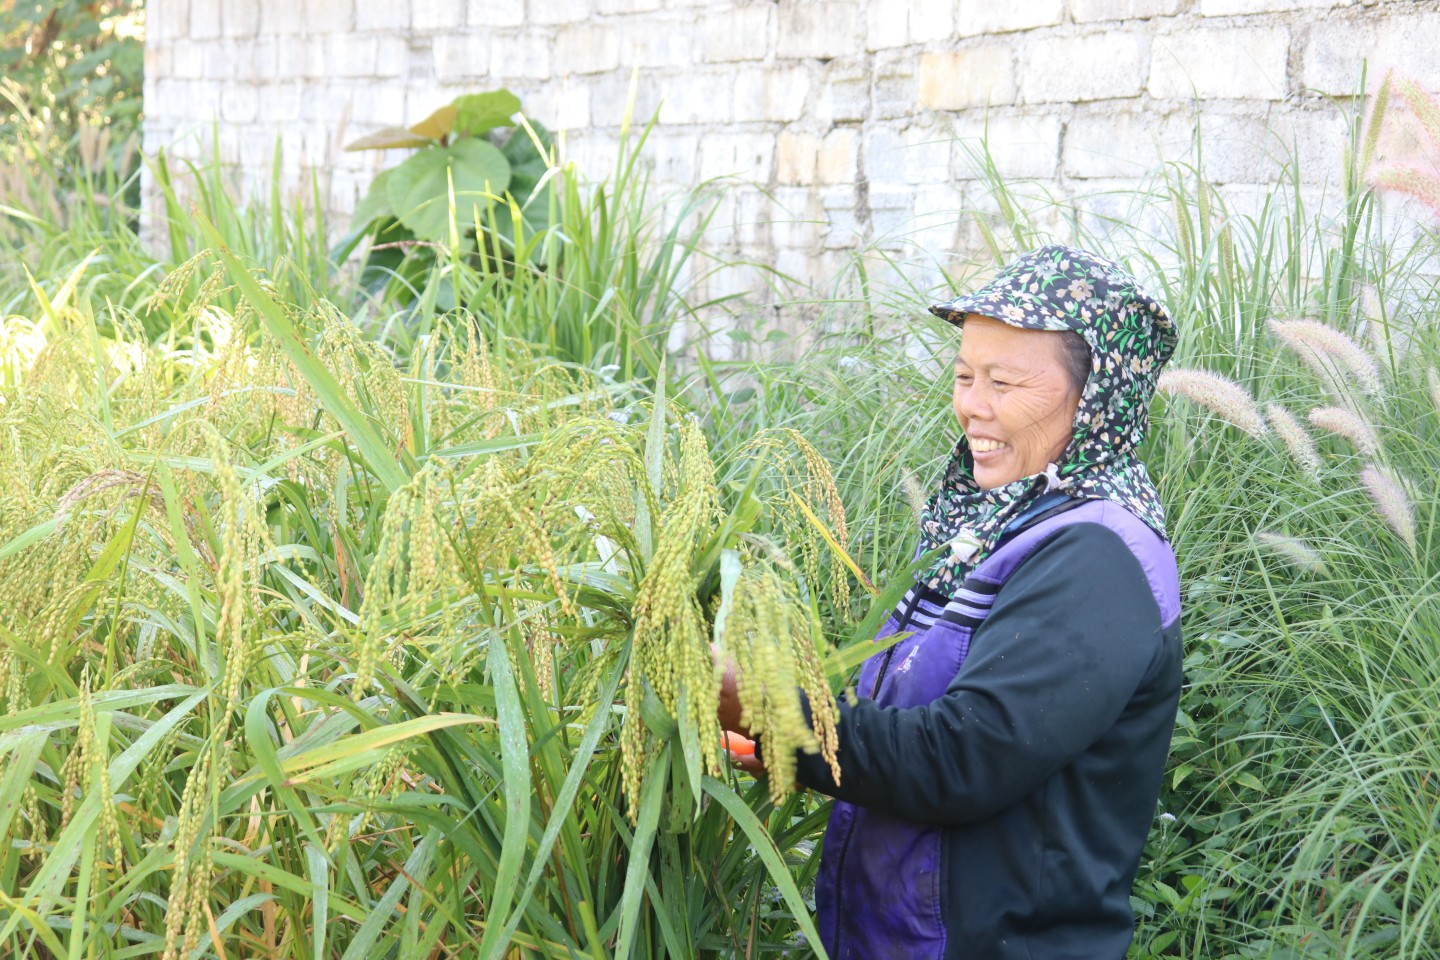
[954, 374, 972, 384]
[992, 380, 1010, 388]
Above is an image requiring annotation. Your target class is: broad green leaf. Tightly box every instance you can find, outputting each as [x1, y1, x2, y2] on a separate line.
[345, 126, 436, 151]
[408, 102, 458, 140]
[351, 167, 396, 226]
[453, 89, 523, 137]
[386, 140, 512, 243]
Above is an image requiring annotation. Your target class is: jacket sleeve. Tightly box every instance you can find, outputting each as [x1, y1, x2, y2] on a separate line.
[793, 522, 1168, 825]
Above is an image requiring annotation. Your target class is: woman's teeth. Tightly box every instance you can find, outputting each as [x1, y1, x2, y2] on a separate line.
[970, 438, 1005, 453]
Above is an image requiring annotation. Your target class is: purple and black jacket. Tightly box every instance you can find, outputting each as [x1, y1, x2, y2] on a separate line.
[792, 498, 1183, 960]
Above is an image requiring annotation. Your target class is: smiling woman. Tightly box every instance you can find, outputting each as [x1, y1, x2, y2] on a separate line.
[952, 316, 1084, 490]
[720, 244, 1185, 960]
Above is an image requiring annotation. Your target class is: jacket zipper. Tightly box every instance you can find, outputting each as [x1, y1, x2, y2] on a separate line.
[832, 586, 926, 952]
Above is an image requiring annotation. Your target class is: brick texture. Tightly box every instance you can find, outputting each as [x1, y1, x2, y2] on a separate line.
[141, 0, 1440, 298]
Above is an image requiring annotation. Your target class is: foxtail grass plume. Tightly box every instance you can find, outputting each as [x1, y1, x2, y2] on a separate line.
[1255, 531, 1327, 575]
[1157, 369, 1268, 439]
[1360, 464, 1417, 553]
[1263, 404, 1321, 478]
[1308, 406, 1381, 457]
[1367, 76, 1440, 218]
[1267, 319, 1383, 396]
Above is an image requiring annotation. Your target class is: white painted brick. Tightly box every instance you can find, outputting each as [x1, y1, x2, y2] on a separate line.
[204, 41, 234, 79]
[1200, 0, 1336, 15]
[815, 185, 859, 249]
[596, 0, 661, 12]
[1069, 0, 1183, 20]
[357, 1, 410, 31]
[697, 5, 774, 62]
[815, 61, 870, 124]
[659, 71, 732, 124]
[467, 0, 523, 26]
[224, 0, 260, 37]
[265, 82, 306, 122]
[768, 186, 823, 247]
[733, 188, 774, 248]
[697, 133, 775, 182]
[527, 85, 593, 130]
[1194, 112, 1291, 183]
[303, 0, 355, 31]
[1019, 31, 1145, 103]
[329, 34, 379, 76]
[434, 34, 488, 80]
[777, 1, 863, 60]
[862, 123, 908, 182]
[866, 0, 954, 50]
[1302, 15, 1440, 96]
[911, 182, 965, 251]
[644, 131, 698, 181]
[869, 185, 914, 242]
[732, 65, 811, 122]
[955, 0, 1064, 37]
[303, 37, 328, 78]
[622, 25, 693, 69]
[413, 0, 464, 30]
[490, 33, 553, 79]
[375, 35, 407, 77]
[531, 0, 592, 24]
[949, 114, 1063, 180]
[901, 123, 952, 185]
[251, 37, 279, 78]
[170, 41, 203, 78]
[1062, 108, 1192, 178]
[777, 132, 819, 185]
[191, 0, 222, 39]
[553, 22, 623, 74]
[1150, 26, 1290, 101]
[149, 0, 189, 42]
[917, 46, 1016, 111]
[817, 128, 859, 184]
[144, 43, 171, 78]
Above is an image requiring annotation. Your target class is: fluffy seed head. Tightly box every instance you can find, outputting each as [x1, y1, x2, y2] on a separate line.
[1360, 464, 1417, 553]
[1263, 404, 1321, 478]
[1255, 531, 1327, 575]
[1268, 319, 1383, 396]
[1157, 369, 1268, 439]
[1308, 406, 1381, 457]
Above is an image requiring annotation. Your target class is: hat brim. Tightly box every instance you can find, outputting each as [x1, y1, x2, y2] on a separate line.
[928, 293, 1074, 334]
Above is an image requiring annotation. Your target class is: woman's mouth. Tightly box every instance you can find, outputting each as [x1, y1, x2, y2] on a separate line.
[969, 437, 1007, 454]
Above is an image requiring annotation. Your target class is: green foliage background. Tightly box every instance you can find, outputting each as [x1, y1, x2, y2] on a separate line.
[3, 63, 1440, 959]
[0, 0, 144, 178]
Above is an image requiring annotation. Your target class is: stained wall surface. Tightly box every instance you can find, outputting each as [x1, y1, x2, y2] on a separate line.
[141, 0, 1440, 299]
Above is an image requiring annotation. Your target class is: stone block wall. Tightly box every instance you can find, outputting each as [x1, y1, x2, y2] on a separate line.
[142, 0, 1440, 300]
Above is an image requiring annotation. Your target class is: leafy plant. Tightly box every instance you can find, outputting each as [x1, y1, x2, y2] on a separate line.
[340, 88, 559, 293]
[0, 0, 143, 184]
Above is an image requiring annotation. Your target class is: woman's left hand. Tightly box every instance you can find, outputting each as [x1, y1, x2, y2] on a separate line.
[722, 730, 767, 777]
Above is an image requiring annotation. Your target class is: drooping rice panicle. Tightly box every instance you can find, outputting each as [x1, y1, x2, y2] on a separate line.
[1308, 405, 1381, 457]
[1157, 368, 1268, 439]
[1268, 318, 1383, 396]
[1360, 463, 1417, 553]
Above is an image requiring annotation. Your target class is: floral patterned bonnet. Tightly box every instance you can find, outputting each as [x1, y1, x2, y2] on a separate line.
[917, 244, 1179, 596]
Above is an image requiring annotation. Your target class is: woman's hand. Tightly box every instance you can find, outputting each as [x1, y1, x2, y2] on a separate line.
[715, 646, 768, 776]
[715, 650, 748, 736]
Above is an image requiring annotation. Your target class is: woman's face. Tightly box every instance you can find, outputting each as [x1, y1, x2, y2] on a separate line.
[952, 314, 1083, 490]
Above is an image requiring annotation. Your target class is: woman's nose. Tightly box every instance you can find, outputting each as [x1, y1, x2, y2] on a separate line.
[956, 383, 993, 419]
